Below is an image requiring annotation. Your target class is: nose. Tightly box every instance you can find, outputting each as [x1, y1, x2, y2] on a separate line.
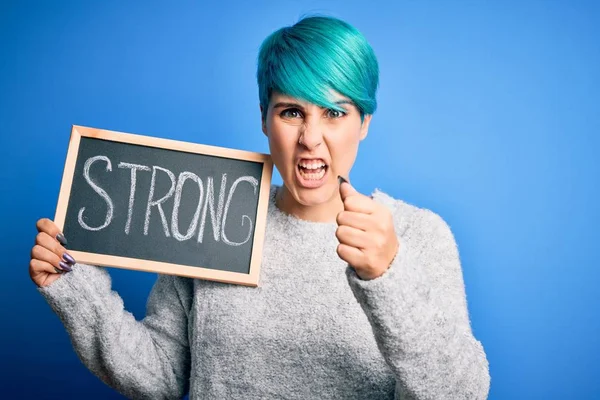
[298, 118, 323, 150]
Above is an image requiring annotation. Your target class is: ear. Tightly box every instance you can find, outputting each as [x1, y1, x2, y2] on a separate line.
[359, 114, 372, 141]
[260, 105, 267, 136]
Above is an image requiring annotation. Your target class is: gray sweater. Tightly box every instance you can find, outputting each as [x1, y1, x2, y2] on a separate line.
[39, 185, 490, 399]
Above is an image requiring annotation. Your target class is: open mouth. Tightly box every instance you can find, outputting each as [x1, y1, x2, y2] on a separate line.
[295, 158, 330, 189]
[297, 159, 328, 181]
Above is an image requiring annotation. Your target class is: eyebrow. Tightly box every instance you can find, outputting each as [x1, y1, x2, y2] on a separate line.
[272, 102, 304, 110]
[272, 100, 354, 110]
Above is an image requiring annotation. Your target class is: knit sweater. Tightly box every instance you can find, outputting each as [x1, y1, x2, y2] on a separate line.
[39, 185, 490, 399]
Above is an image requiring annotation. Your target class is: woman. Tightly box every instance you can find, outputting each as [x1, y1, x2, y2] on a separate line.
[30, 16, 490, 399]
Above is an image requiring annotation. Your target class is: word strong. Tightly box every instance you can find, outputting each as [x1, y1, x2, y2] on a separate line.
[79, 155, 259, 247]
[55, 126, 272, 285]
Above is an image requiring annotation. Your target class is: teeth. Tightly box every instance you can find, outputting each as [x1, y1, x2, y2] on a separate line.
[298, 161, 326, 169]
[299, 166, 326, 180]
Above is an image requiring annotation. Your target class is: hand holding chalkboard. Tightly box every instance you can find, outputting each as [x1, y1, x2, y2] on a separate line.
[29, 218, 76, 287]
[51, 126, 273, 286]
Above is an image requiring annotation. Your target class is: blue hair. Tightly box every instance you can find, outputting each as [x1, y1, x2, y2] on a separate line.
[257, 16, 379, 121]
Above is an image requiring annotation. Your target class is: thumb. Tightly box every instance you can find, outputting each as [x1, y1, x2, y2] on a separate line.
[338, 176, 358, 201]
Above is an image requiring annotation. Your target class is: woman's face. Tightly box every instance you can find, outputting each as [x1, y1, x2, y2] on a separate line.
[262, 90, 372, 209]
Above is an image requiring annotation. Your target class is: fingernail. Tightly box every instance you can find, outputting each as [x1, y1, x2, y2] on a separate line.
[56, 233, 68, 246]
[59, 261, 72, 272]
[62, 252, 76, 265]
[338, 176, 348, 185]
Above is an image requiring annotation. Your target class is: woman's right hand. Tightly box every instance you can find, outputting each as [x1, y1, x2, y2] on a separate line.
[30, 218, 77, 288]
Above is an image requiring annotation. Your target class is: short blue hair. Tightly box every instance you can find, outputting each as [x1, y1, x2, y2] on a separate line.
[257, 16, 379, 121]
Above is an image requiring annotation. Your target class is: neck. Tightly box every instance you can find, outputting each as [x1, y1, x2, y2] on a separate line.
[275, 185, 343, 223]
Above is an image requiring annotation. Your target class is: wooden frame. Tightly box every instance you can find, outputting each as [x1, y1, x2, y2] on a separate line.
[54, 125, 273, 287]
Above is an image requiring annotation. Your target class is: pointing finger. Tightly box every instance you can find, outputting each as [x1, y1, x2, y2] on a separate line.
[338, 176, 359, 201]
[338, 177, 377, 213]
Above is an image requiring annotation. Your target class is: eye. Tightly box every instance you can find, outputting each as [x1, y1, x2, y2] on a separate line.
[280, 108, 303, 119]
[326, 108, 346, 119]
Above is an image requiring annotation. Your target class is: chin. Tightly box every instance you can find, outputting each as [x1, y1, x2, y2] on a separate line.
[288, 180, 337, 207]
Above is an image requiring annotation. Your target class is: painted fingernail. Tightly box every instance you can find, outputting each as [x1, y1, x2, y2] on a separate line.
[56, 233, 68, 246]
[62, 252, 76, 265]
[59, 261, 72, 272]
[338, 176, 348, 185]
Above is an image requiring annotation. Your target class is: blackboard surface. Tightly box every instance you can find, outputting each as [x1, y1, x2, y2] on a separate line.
[55, 126, 272, 286]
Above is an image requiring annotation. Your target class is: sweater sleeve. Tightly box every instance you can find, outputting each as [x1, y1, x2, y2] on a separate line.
[345, 207, 490, 400]
[38, 263, 193, 399]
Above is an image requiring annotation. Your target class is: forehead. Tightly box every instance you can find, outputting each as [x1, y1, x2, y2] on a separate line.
[270, 90, 353, 107]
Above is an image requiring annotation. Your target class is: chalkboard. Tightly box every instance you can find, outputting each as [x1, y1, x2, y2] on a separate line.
[54, 125, 273, 286]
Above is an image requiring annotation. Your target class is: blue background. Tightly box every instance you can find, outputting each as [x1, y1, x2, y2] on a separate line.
[1, 1, 598, 399]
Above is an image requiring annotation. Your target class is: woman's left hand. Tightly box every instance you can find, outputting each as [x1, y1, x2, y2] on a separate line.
[335, 180, 400, 280]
